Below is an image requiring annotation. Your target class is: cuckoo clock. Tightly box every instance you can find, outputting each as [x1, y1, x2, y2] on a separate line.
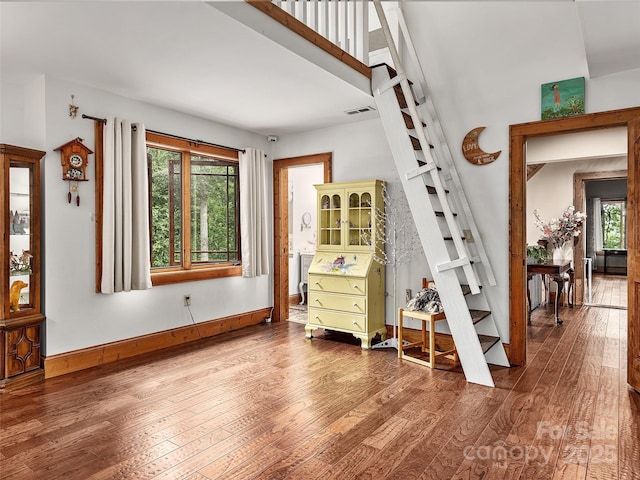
[54, 137, 93, 206]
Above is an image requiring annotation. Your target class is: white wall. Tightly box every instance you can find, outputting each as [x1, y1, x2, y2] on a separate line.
[288, 164, 323, 295]
[3, 74, 273, 356]
[527, 127, 627, 164]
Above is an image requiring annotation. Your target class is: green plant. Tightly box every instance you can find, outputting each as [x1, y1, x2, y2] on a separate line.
[526, 244, 548, 264]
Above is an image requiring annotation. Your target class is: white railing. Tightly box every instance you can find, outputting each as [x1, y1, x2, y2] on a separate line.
[272, 0, 369, 63]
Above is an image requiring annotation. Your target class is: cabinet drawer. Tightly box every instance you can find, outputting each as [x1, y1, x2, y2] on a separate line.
[309, 291, 365, 314]
[308, 307, 366, 333]
[308, 274, 366, 295]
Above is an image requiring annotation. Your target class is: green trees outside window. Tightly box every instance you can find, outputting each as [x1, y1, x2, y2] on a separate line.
[147, 134, 240, 274]
[601, 200, 626, 250]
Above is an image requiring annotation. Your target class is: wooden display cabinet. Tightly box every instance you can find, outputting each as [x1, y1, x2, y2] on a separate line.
[0, 144, 45, 392]
[306, 180, 386, 348]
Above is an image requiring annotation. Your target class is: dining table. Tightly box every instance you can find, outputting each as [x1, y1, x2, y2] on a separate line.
[526, 260, 571, 326]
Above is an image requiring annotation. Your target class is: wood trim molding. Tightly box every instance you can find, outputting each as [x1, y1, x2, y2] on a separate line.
[94, 120, 104, 292]
[246, 0, 371, 79]
[273, 152, 331, 323]
[526, 163, 545, 181]
[43, 308, 270, 378]
[151, 265, 242, 286]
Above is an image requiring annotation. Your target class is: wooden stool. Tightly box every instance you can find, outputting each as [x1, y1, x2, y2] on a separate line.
[398, 307, 457, 368]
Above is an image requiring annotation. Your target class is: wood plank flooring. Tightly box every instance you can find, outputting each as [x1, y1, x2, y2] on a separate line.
[1, 298, 638, 479]
[586, 274, 627, 309]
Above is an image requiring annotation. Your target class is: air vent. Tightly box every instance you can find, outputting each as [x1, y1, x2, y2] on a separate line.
[344, 106, 377, 115]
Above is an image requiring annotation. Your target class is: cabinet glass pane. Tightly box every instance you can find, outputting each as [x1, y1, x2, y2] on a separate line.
[319, 193, 344, 247]
[348, 191, 373, 247]
[9, 166, 32, 311]
[319, 195, 331, 247]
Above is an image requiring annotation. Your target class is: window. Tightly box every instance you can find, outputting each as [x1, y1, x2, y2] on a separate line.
[147, 132, 241, 284]
[601, 199, 627, 249]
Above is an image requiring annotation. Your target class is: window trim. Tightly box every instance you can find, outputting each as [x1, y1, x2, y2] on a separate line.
[94, 124, 242, 291]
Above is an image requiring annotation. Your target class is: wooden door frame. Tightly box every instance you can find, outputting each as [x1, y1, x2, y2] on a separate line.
[272, 153, 331, 322]
[509, 106, 640, 367]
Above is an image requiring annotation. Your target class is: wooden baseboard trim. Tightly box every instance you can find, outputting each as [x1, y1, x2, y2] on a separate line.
[289, 294, 302, 306]
[44, 307, 271, 379]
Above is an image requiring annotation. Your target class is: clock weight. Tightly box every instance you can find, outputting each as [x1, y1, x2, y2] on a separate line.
[68, 182, 79, 206]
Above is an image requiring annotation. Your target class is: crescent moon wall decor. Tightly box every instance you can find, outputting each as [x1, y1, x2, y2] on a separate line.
[461, 126, 501, 165]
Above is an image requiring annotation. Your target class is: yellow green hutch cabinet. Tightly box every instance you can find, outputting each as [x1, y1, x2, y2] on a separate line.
[305, 180, 386, 349]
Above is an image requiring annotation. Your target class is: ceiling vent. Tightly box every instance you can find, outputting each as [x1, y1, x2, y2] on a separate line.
[344, 106, 377, 115]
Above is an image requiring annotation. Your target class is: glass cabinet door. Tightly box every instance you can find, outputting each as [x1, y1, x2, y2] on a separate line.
[318, 192, 343, 248]
[8, 165, 35, 314]
[348, 191, 373, 248]
[317, 185, 379, 251]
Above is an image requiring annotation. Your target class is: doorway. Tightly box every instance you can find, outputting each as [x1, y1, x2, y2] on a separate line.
[509, 106, 640, 382]
[272, 153, 331, 323]
[286, 163, 325, 323]
[577, 172, 628, 309]
[528, 161, 627, 309]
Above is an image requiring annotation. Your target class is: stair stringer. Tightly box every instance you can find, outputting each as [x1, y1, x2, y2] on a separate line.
[372, 66, 500, 387]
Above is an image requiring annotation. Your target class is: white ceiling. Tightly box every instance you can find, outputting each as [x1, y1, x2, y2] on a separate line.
[0, 1, 376, 137]
[1, 1, 638, 137]
[576, 0, 640, 78]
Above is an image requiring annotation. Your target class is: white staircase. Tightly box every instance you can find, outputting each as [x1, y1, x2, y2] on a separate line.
[371, 1, 509, 387]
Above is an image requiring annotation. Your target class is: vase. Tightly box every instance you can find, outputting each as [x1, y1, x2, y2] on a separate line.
[552, 242, 572, 265]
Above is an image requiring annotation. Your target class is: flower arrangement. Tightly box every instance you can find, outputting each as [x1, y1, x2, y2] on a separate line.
[534, 206, 587, 249]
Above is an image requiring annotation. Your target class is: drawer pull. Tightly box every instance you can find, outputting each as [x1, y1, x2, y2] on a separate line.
[315, 299, 321, 303]
[353, 303, 358, 307]
[352, 321, 358, 325]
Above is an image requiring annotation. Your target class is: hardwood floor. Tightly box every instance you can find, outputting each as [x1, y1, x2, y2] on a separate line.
[1, 302, 638, 479]
[586, 274, 627, 309]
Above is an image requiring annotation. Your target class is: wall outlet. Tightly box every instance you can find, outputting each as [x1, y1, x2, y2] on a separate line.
[184, 294, 191, 307]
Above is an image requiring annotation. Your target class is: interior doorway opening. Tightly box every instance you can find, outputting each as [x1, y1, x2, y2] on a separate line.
[579, 173, 628, 310]
[272, 153, 331, 323]
[509, 106, 640, 379]
[286, 164, 324, 323]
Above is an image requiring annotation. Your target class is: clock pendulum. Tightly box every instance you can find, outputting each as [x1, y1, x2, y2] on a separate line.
[68, 182, 80, 206]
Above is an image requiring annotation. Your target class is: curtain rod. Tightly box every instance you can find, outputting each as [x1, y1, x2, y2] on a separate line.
[82, 114, 245, 153]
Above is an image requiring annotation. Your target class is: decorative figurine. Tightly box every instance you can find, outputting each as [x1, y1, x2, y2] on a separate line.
[9, 280, 28, 312]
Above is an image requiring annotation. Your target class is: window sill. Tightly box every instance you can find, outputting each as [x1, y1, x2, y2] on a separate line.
[151, 265, 242, 286]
